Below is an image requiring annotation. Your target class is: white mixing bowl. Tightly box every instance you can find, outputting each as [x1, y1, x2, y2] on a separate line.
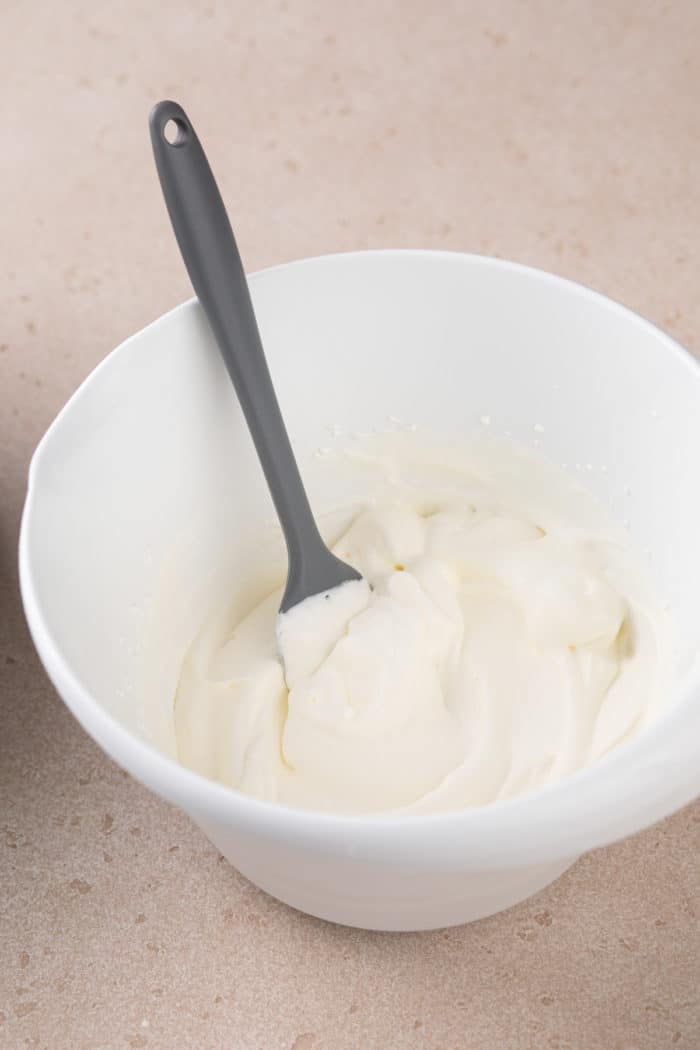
[20, 250, 700, 930]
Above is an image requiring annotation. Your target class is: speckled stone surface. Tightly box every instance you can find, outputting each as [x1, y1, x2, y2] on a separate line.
[2, 2, 699, 1047]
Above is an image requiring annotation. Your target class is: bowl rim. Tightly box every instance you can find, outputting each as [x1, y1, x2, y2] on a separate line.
[19, 248, 700, 866]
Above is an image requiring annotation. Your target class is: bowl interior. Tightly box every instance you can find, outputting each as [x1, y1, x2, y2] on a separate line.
[22, 251, 700, 760]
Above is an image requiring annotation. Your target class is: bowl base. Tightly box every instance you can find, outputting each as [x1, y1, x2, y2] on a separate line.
[196, 817, 577, 931]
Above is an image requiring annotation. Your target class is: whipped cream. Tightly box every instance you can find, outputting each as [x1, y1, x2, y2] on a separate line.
[175, 436, 668, 814]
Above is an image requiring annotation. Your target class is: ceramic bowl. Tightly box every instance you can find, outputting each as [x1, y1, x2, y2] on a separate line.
[20, 251, 700, 930]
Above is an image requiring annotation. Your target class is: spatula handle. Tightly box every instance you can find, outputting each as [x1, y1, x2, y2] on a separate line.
[149, 101, 321, 597]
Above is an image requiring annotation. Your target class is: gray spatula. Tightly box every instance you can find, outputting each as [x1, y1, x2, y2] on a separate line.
[149, 100, 361, 613]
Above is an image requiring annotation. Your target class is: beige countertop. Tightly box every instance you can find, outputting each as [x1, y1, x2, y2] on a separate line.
[1, 2, 699, 1047]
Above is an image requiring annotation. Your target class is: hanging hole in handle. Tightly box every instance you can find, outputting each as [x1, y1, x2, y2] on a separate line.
[163, 117, 189, 146]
